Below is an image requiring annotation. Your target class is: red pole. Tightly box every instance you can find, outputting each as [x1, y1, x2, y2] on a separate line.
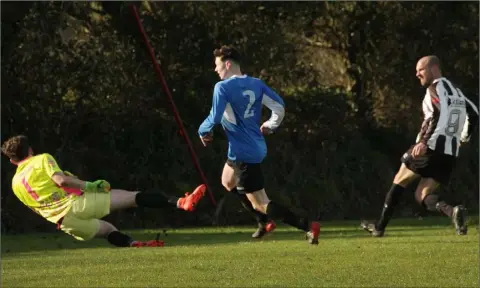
[130, 4, 216, 206]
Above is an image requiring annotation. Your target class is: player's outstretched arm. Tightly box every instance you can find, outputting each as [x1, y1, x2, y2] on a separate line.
[51, 172, 86, 189]
[51, 172, 111, 193]
[42, 153, 104, 192]
[43, 154, 110, 193]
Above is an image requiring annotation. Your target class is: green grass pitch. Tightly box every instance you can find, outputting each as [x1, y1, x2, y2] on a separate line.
[2, 217, 478, 287]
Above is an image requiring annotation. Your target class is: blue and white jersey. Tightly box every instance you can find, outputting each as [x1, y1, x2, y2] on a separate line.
[198, 75, 285, 163]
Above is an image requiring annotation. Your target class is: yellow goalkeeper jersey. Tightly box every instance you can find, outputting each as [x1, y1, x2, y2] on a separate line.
[11, 153, 80, 223]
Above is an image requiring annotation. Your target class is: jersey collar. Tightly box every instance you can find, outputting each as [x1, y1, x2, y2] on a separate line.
[229, 74, 247, 79]
[433, 77, 446, 84]
[16, 156, 33, 166]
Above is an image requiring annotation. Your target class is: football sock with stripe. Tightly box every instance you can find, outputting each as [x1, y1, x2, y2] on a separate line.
[423, 194, 453, 217]
[376, 184, 405, 231]
[232, 188, 269, 225]
[266, 201, 309, 232]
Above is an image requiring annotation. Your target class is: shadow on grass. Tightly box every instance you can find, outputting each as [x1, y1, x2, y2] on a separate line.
[1, 229, 343, 254]
[3, 217, 476, 255]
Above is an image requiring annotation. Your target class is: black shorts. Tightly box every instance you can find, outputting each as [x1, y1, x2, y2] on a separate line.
[401, 145, 456, 185]
[226, 159, 264, 193]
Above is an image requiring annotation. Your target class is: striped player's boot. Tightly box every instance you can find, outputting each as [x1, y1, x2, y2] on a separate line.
[452, 205, 468, 235]
[360, 220, 385, 237]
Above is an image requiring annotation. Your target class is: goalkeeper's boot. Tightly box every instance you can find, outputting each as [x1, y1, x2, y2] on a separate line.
[177, 184, 207, 212]
[360, 220, 385, 237]
[305, 221, 320, 245]
[452, 205, 468, 235]
[145, 240, 165, 247]
[130, 241, 145, 247]
[252, 220, 277, 239]
[130, 240, 165, 247]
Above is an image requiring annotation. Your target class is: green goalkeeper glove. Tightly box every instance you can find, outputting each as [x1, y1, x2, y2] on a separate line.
[84, 180, 111, 193]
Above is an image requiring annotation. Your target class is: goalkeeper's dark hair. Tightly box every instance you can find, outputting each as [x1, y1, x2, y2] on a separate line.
[1, 135, 30, 162]
[213, 45, 242, 65]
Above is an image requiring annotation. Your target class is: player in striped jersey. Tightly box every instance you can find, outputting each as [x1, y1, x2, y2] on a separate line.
[362, 55, 478, 236]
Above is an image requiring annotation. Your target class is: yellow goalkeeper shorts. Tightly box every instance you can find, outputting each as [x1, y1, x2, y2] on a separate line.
[59, 191, 111, 241]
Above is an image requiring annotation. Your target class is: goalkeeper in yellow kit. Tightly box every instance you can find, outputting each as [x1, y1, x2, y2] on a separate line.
[2, 135, 206, 247]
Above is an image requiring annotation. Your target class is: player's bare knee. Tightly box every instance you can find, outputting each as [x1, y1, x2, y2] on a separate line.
[415, 179, 438, 205]
[257, 204, 268, 214]
[246, 190, 270, 214]
[110, 190, 139, 212]
[221, 163, 238, 191]
[415, 187, 426, 204]
[393, 173, 408, 186]
[222, 181, 236, 191]
[221, 174, 237, 191]
[393, 172, 404, 185]
[393, 165, 417, 186]
[251, 203, 267, 214]
[414, 191, 424, 204]
[420, 189, 432, 202]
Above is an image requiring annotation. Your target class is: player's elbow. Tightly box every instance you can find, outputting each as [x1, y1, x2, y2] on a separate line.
[51, 173, 68, 187]
[277, 107, 285, 120]
[213, 117, 223, 125]
[273, 107, 286, 125]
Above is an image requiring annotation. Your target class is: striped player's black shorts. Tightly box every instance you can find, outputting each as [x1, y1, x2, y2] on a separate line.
[226, 159, 264, 193]
[401, 145, 456, 185]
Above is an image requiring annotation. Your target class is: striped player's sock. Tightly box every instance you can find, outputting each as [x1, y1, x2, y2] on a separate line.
[422, 194, 453, 217]
[376, 184, 405, 231]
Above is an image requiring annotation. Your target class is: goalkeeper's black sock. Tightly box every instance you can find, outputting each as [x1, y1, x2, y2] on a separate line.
[376, 184, 405, 231]
[135, 192, 179, 208]
[232, 188, 269, 225]
[266, 201, 309, 232]
[107, 231, 134, 247]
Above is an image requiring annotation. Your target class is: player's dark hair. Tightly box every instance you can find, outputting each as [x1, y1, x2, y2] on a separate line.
[1, 135, 30, 162]
[213, 45, 242, 65]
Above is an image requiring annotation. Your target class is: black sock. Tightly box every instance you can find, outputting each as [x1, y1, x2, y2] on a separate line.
[266, 201, 309, 232]
[107, 231, 134, 247]
[423, 194, 453, 218]
[135, 191, 179, 208]
[232, 188, 269, 225]
[376, 184, 405, 231]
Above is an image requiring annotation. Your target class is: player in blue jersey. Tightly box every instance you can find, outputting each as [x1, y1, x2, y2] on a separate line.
[198, 45, 320, 244]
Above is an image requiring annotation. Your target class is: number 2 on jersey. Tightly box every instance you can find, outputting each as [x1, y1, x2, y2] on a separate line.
[243, 90, 255, 118]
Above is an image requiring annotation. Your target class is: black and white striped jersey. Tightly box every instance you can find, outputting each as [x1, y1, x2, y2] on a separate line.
[416, 77, 479, 157]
